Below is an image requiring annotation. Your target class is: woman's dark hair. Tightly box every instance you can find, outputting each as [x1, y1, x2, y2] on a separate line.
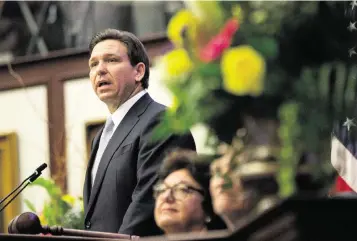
[158, 149, 227, 230]
[89, 28, 150, 89]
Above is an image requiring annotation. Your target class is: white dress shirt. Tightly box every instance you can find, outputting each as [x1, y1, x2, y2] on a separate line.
[91, 90, 147, 186]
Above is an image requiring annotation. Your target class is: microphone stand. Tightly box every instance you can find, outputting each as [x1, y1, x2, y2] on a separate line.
[0, 163, 47, 213]
[0, 177, 29, 206]
[0, 182, 32, 213]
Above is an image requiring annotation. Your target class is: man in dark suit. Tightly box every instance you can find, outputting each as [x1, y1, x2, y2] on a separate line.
[83, 28, 196, 237]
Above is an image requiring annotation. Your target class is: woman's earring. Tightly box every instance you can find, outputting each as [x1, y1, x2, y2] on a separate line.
[205, 216, 212, 223]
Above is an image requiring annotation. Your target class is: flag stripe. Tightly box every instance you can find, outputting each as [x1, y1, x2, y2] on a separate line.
[336, 176, 354, 192]
[331, 135, 357, 192]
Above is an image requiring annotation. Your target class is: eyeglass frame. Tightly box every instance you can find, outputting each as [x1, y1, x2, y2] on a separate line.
[153, 182, 205, 200]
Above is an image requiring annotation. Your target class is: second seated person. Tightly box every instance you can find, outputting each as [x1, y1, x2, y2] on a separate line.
[83, 28, 196, 237]
[210, 147, 249, 231]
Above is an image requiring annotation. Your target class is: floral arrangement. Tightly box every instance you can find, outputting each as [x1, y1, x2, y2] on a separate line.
[25, 177, 84, 229]
[154, 1, 357, 197]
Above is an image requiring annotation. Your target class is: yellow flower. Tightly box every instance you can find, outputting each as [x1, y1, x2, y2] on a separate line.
[62, 194, 76, 206]
[161, 49, 193, 81]
[221, 45, 265, 96]
[184, 1, 225, 34]
[39, 212, 47, 225]
[167, 10, 199, 47]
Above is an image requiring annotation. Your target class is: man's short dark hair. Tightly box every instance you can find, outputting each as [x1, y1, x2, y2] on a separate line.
[89, 28, 150, 89]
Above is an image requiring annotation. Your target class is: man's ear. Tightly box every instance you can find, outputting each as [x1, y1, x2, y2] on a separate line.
[135, 62, 146, 83]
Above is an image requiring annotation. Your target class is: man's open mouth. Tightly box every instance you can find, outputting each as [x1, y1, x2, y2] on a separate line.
[99, 81, 110, 87]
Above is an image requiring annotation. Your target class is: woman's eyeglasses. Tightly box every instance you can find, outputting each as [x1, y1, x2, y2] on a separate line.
[153, 182, 205, 200]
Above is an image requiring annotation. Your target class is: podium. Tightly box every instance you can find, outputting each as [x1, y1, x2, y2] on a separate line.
[230, 197, 357, 241]
[141, 197, 357, 241]
[0, 234, 129, 241]
[2, 197, 357, 241]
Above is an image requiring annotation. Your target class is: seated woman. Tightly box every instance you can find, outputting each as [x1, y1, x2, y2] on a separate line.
[153, 149, 226, 235]
[210, 147, 248, 230]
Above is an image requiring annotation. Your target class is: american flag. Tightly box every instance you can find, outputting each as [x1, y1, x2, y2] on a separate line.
[331, 117, 357, 193]
[329, 1, 357, 194]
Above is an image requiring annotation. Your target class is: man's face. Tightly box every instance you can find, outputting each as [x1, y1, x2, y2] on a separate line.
[89, 39, 144, 109]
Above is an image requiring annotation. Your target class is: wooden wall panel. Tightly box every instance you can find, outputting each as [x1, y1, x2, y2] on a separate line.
[0, 133, 19, 232]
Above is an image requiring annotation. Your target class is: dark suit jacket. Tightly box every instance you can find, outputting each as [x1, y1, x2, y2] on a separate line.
[83, 93, 196, 236]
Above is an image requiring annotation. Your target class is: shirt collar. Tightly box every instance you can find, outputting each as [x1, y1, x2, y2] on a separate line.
[111, 90, 147, 127]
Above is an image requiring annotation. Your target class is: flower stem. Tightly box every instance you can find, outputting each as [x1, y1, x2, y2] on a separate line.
[277, 102, 301, 197]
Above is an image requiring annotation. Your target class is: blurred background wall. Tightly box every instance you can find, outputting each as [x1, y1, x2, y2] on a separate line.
[0, 1, 184, 59]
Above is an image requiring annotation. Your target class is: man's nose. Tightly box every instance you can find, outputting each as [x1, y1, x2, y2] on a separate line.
[96, 61, 108, 76]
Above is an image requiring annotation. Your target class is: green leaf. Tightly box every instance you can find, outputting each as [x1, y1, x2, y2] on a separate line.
[30, 177, 62, 198]
[247, 36, 278, 59]
[195, 63, 221, 79]
[26, 177, 85, 229]
[24, 199, 37, 212]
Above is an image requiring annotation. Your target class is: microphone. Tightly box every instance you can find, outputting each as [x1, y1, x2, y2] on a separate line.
[29, 163, 47, 182]
[0, 163, 47, 213]
[8, 212, 140, 240]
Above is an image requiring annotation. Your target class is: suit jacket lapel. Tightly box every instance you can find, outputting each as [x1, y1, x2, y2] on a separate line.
[83, 128, 103, 207]
[85, 93, 153, 219]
